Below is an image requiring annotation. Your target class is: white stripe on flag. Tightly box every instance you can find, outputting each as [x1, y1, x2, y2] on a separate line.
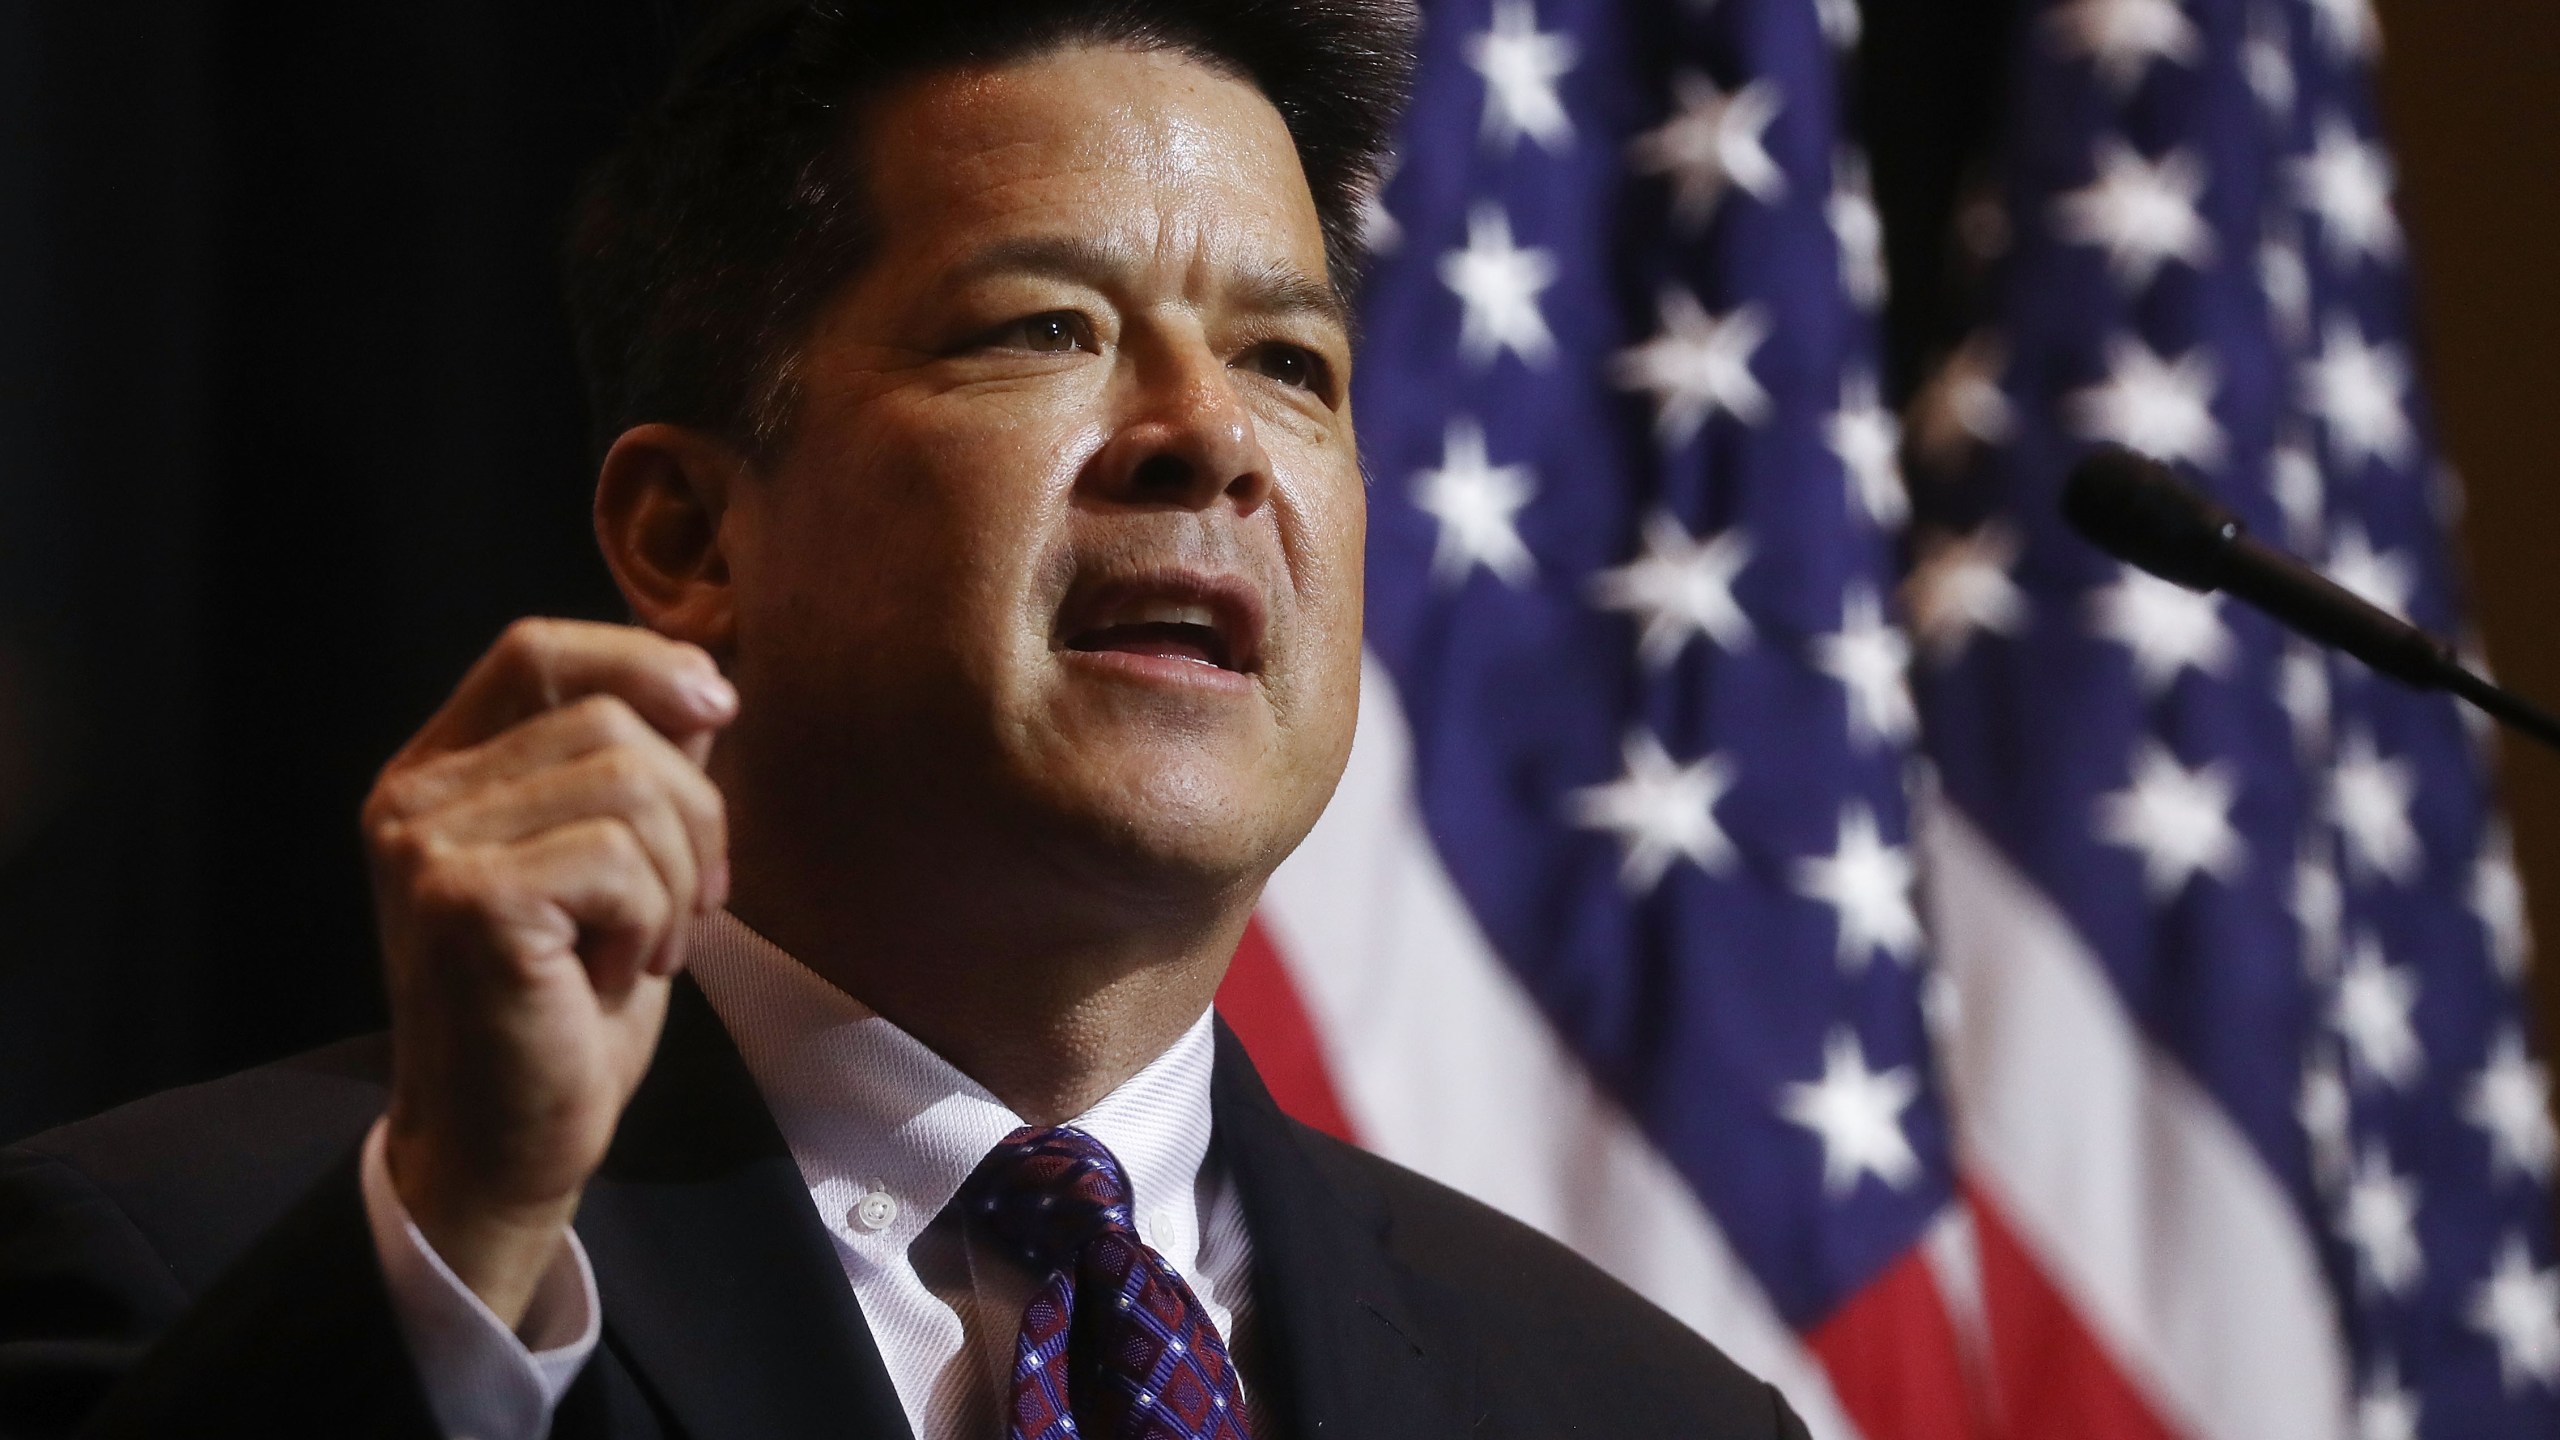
[1259, 652, 1862, 1440]
[1920, 799, 2353, 1440]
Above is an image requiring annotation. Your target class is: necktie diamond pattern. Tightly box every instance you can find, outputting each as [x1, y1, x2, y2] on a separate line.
[968, 1126, 1249, 1440]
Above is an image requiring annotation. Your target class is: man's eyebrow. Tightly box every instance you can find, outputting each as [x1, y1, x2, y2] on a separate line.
[1230, 258, 1352, 334]
[943, 236, 1349, 333]
[944, 234, 1132, 290]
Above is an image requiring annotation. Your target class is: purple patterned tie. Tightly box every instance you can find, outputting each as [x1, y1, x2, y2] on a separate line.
[967, 1126, 1250, 1440]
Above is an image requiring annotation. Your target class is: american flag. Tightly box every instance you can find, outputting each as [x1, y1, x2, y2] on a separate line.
[1903, 0, 2560, 1435]
[1212, 1, 2560, 1437]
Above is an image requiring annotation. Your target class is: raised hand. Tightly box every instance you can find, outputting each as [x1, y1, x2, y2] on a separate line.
[361, 618, 735, 1326]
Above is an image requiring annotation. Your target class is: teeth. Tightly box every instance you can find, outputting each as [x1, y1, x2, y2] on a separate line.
[1108, 600, 1219, 630]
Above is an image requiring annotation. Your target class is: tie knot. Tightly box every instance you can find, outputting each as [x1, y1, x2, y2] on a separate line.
[966, 1125, 1138, 1273]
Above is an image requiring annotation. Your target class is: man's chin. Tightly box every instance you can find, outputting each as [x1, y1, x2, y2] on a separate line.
[1013, 760, 1307, 904]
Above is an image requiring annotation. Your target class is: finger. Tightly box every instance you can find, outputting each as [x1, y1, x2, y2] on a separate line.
[497, 816, 682, 1000]
[678, 728, 716, 770]
[382, 693, 669, 824]
[417, 742, 725, 925]
[407, 618, 735, 762]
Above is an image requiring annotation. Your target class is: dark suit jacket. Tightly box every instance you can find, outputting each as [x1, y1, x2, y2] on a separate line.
[0, 979, 1810, 1439]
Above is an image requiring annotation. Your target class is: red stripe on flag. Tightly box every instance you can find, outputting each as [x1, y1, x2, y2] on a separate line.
[1217, 918, 1359, 1141]
[1967, 1185, 2183, 1440]
[1806, 1241, 1988, 1440]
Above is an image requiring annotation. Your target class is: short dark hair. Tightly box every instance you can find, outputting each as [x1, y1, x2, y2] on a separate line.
[563, 0, 1416, 458]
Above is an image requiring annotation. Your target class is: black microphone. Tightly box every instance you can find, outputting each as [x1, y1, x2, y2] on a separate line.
[2061, 445, 2560, 754]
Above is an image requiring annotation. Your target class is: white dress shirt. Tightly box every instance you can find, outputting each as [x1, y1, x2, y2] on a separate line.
[359, 910, 1260, 1440]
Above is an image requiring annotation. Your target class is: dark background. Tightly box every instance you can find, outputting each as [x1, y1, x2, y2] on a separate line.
[1, 1, 2552, 1145]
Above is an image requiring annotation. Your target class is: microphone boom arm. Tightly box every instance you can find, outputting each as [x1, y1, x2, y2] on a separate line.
[2062, 446, 2560, 757]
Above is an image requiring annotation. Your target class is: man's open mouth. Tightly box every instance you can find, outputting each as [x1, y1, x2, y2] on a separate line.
[1056, 574, 1265, 675]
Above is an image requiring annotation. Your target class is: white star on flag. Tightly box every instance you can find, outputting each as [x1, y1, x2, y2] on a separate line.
[1588, 511, 1754, 667]
[2469, 1235, 2560, 1393]
[2280, 640, 2332, 761]
[1814, 588, 1916, 748]
[2472, 824, 2532, 981]
[1465, 0, 1577, 155]
[1904, 523, 2031, 666]
[1779, 1028, 1924, 1197]
[2308, 0, 2382, 60]
[2067, 336, 2227, 470]
[1628, 71, 1784, 232]
[2302, 316, 2415, 470]
[1413, 418, 1539, 588]
[2244, 4, 2296, 117]
[2294, 115, 2401, 265]
[2094, 739, 2247, 898]
[1614, 289, 1772, 447]
[2338, 1141, 2425, 1296]
[2465, 1029, 2558, 1184]
[1830, 150, 1888, 311]
[1794, 804, 1921, 970]
[1440, 204, 1559, 369]
[1568, 730, 1738, 894]
[2354, 1358, 2420, 1440]
[1815, 0, 1862, 49]
[2042, 0, 2203, 93]
[2328, 728, 2422, 883]
[2261, 240, 2313, 347]
[2334, 932, 2424, 1088]
[2269, 440, 2324, 550]
[1910, 330, 2018, 471]
[2088, 564, 2235, 693]
[2051, 139, 2216, 288]
[2301, 1052, 2354, 1194]
[2295, 851, 2344, 980]
[2324, 523, 2416, 621]
[1358, 151, 1401, 254]
[1828, 372, 1907, 529]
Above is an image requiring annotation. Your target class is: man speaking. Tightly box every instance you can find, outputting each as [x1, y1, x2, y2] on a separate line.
[0, 3, 1808, 1436]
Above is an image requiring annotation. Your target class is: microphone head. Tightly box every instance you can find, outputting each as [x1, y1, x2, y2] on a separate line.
[2060, 446, 2243, 591]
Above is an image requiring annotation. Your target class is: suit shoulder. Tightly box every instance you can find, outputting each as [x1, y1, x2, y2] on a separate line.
[1291, 1125, 1802, 1436]
[4, 1035, 390, 1292]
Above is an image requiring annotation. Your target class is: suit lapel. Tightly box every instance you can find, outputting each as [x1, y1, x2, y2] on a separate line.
[574, 977, 913, 1440]
[1211, 1025, 1476, 1440]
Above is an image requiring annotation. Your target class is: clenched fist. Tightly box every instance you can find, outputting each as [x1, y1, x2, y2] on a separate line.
[361, 618, 736, 1326]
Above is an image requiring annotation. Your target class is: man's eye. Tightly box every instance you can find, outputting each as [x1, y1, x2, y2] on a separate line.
[993, 312, 1091, 354]
[1246, 343, 1329, 394]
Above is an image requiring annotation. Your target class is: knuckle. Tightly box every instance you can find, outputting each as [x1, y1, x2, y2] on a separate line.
[567, 691, 642, 743]
[366, 768, 430, 826]
[500, 614, 560, 653]
[589, 814, 651, 870]
[604, 814, 679, 883]
[597, 826, 678, 922]
[588, 743, 659, 802]
[366, 808, 440, 874]
[405, 845, 493, 920]
[493, 617, 561, 685]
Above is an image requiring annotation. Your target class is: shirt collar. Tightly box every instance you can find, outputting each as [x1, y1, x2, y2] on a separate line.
[682, 910, 1221, 1274]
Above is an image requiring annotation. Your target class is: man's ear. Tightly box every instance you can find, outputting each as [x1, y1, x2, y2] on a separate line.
[593, 423, 745, 653]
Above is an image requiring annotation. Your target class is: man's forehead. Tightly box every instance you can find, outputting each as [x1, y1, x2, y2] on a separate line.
[859, 46, 1334, 291]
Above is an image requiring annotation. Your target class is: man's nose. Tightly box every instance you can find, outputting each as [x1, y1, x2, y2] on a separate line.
[1084, 343, 1274, 516]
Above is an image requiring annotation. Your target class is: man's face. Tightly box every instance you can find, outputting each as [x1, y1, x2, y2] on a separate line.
[720, 44, 1364, 905]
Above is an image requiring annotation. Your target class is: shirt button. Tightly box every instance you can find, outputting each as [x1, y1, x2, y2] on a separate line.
[852, 1190, 898, 1231]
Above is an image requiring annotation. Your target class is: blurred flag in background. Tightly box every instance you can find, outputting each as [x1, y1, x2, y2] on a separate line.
[1214, 1, 2560, 1437]
[1908, 0, 2559, 1436]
